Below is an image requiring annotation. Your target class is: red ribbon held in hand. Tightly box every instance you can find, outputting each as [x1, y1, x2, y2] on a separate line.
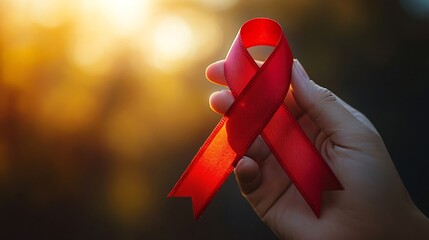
[168, 18, 343, 219]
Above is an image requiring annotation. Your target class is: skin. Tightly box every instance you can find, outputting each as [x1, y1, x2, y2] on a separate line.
[206, 59, 429, 239]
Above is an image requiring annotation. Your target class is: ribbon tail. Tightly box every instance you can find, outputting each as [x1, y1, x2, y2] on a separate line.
[167, 166, 234, 219]
[262, 105, 343, 217]
[168, 118, 237, 219]
[169, 18, 344, 219]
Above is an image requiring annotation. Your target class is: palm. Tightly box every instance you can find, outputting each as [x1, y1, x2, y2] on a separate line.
[236, 90, 414, 239]
[207, 60, 419, 239]
[243, 100, 364, 238]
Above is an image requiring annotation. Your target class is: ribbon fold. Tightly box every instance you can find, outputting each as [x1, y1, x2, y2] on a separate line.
[168, 18, 343, 219]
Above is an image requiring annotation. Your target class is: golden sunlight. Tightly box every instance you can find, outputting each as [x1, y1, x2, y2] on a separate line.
[77, 0, 151, 37]
[147, 10, 222, 71]
[153, 16, 193, 62]
[198, 0, 239, 10]
[7, 0, 69, 28]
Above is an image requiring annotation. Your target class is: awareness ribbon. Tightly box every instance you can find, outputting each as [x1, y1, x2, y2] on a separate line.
[168, 18, 343, 219]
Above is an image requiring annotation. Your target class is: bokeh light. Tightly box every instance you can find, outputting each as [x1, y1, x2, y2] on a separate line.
[148, 10, 222, 71]
[77, 0, 151, 37]
[4, 0, 70, 28]
[152, 15, 193, 68]
[1, 0, 429, 239]
[197, 0, 239, 11]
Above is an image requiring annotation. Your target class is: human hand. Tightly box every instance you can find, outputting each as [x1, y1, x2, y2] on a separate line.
[206, 59, 429, 239]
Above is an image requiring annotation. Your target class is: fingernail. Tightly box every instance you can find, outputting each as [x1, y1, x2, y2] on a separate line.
[236, 156, 250, 169]
[294, 59, 309, 80]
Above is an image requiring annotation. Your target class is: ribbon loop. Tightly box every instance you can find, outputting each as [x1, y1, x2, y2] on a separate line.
[169, 18, 343, 219]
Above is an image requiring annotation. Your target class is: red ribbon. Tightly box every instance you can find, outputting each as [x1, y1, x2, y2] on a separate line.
[168, 18, 343, 219]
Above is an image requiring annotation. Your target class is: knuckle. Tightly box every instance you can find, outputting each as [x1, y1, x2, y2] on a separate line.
[318, 87, 337, 104]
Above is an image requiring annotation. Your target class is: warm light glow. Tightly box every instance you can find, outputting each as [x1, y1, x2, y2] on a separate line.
[152, 16, 193, 65]
[145, 10, 222, 71]
[69, 32, 112, 69]
[29, 0, 68, 28]
[78, 0, 150, 36]
[8, 0, 69, 28]
[104, 0, 150, 36]
[69, 0, 152, 70]
[198, 0, 239, 10]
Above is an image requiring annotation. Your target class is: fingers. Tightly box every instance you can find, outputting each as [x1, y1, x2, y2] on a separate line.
[207, 60, 304, 118]
[209, 90, 271, 162]
[206, 59, 265, 86]
[285, 88, 305, 121]
[335, 96, 379, 135]
[246, 136, 271, 164]
[234, 155, 292, 218]
[209, 90, 234, 114]
[290, 60, 366, 139]
[296, 114, 319, 146]
[234, 157, 261, 194]
[206, 60, 227, 86]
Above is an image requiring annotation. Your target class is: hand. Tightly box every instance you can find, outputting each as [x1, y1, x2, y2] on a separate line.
[206, 59, 429, 239]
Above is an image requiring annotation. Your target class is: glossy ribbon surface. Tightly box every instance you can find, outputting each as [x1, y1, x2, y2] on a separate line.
[168, 18, 343, 219]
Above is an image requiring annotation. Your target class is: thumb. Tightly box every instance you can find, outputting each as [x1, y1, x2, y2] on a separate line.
[291, 59, 364, 139]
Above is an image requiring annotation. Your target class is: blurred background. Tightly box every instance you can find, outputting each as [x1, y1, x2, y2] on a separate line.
[0, 0, 428, 239]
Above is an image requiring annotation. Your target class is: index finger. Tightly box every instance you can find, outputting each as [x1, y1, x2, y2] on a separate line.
[206, 60, 227, 86]
[206, 59, 265, 86]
